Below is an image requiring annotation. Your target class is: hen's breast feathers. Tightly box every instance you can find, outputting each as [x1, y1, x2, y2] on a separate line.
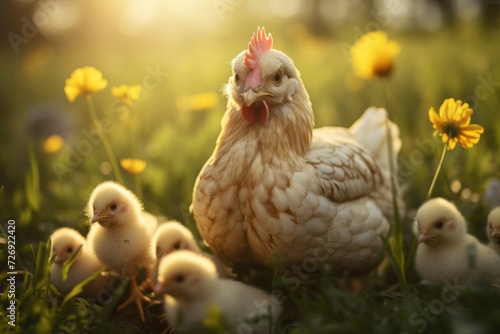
[193, 123, 389, 270]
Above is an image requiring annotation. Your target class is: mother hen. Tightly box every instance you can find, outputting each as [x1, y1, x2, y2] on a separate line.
[192, 27, 404, 274]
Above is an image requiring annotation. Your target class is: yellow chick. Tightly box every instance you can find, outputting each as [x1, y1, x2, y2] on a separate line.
[152, 221, 233, 288]
[50, 227, 107, 297]
[86, 181, 156, 322]
[414, 198, 500, 283]
[155, 251, 282, 333]
[486, 207, 500, 255]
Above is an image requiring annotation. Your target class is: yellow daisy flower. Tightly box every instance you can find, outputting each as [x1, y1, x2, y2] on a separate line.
[120, 158, 147, 175]
[64, 66, 108, 102]
[351, 31, 400, 78]
[43, 134, 63, 154]
[112, 85, 142, 107]
[429, 98, 484, 150]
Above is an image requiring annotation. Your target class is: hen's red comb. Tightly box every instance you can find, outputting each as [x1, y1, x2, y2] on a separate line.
[244, 27, 273, 69]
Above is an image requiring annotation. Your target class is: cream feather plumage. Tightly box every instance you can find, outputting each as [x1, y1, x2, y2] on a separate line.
[486, 207, 500, 255]
[414, 198, 500, 283]
[155, 251, 281, 333]
[49, 227, 107, 297]
[191, 27, 403, 273]
[152, 221, 233, 287]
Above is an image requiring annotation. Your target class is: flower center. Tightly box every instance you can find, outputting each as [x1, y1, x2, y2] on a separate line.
[442, 123, 460, 139]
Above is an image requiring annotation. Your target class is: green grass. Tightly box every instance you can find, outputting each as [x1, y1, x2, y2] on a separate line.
[1, 14, 500, 334]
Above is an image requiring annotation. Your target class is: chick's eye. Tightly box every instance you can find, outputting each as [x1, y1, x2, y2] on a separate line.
[67, 247, 73, 253]
[435, 221, 444, 229]
[234, 73, 240, 84]
[174, 274, 185, 283]
[273, 71, 282, 85]
[110, 203, 118, 211]
[173, 242, 182, 250]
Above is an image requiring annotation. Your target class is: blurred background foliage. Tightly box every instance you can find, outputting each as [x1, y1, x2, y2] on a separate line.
[1, 0, 500, 333]
[0, 0, 499, 297]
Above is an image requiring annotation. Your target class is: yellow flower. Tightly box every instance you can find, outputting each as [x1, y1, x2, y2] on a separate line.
[350, 31, 400, 78]
[202, 304, 223, 330]
[64, 66, 108, 102]
[120, 158, 147, 175]
[112, 85, 142, 107]
[189, 92, 219, 111]
[43, 135, 63, 154]
[429, 98, 484, 150]
[176, 92, 219, 112]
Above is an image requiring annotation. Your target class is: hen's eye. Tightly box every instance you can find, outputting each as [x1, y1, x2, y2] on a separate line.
[234, 73, 240, 84]
[273, 71, 282, 85]
[173, 242, 182, 250]
[110, 203, 118, 211]
[174, 274, 185, 283]
[435, 221, 444, 229]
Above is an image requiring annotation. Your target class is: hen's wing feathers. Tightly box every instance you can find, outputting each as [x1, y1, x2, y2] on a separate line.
[306, 130, 384, 203]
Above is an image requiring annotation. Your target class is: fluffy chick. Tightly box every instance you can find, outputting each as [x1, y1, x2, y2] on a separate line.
[50, 227, 107, 297]
[86, 181, 156, 322]
[155, 251, 281, 333]
[152, 221, 233, 288]
[486, 207, 500, 255]
[414, 198, 500, 283]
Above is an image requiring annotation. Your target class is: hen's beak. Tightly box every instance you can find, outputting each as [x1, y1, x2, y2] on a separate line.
[243, 89, 273, 106]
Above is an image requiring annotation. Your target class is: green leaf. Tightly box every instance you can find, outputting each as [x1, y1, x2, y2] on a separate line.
[60, 244, 83, 282]
[61, 267, 105, 308]
[95, 277, 129, 321]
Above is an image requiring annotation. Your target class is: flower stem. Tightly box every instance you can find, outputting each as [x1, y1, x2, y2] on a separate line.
[86, 96, 124, 184]
[381, 80, 407, 291]
[134, 174, 143, 200]
[427, 143, 448, 200]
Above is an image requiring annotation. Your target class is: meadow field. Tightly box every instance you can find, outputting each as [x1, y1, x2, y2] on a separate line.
[1, 0, 500, 333]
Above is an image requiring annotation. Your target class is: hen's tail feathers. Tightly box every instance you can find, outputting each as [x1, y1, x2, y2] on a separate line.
[349, 107, 401, 177]
[349, 107, 405, 221]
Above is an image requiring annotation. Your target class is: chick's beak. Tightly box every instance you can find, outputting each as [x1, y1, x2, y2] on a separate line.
[54, 254, 66, 264]
[154, 281, 168, 296]
[91, 210, 111, 224]
[243, 89, 273, 107]
[418, 231, 433, 243]
[492, 229, 500, 242]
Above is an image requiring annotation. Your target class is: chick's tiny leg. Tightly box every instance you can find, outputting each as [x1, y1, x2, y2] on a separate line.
[117, 276, 151, 323]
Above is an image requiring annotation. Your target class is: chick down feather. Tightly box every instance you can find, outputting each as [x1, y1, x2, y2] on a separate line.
[414, 198, 500, 283]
